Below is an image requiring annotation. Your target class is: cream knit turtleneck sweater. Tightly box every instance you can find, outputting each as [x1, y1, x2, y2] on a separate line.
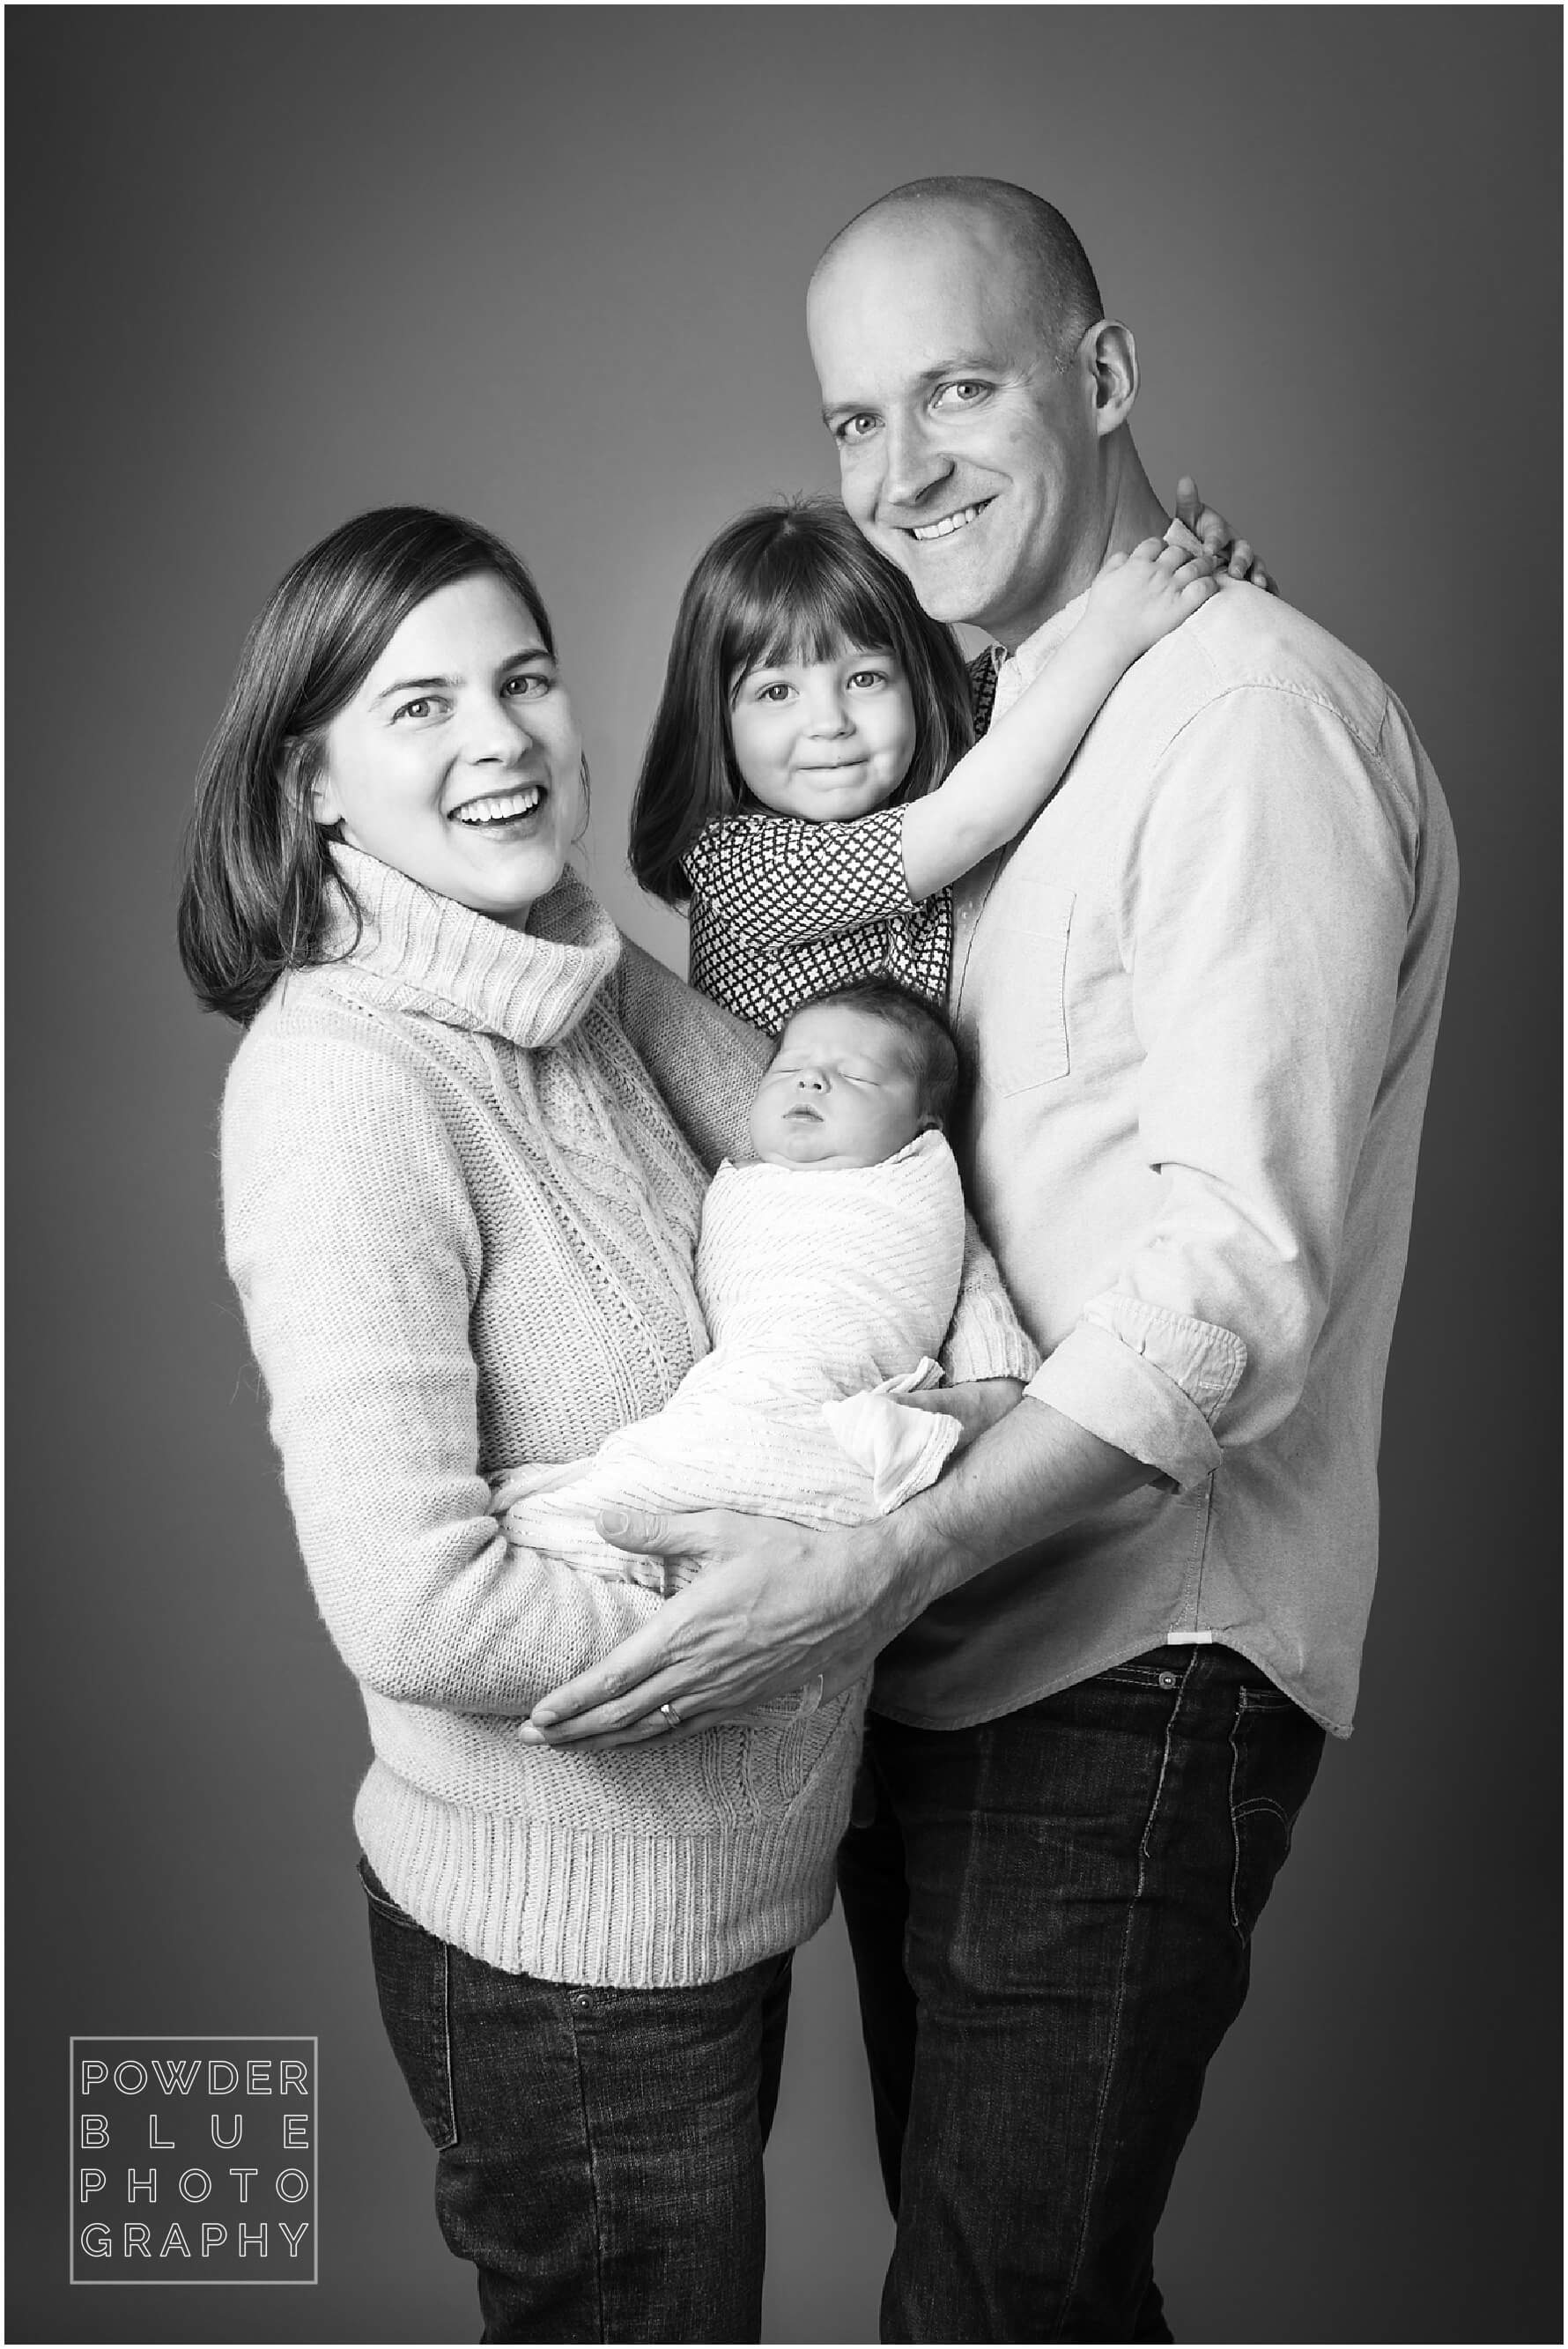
[222, 848, 1035, 1987]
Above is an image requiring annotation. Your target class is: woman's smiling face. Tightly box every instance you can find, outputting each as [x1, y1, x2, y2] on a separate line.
[311, 572, 583, 928]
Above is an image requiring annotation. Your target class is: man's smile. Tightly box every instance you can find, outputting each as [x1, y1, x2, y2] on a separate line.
[905, 499, 995, 543]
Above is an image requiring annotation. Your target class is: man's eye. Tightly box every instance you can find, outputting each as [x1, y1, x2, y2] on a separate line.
[834, 413, 879, 445]
[934, 381, 990, 411]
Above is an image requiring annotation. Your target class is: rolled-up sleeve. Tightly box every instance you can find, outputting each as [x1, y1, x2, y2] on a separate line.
[1025, 682, 1417, 1489]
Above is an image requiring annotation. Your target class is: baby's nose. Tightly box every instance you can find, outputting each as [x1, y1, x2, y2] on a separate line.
[795, 1067, 827, 1090]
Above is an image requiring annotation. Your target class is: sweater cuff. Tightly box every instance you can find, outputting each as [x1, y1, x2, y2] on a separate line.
[941, 1292, 1042, 1387]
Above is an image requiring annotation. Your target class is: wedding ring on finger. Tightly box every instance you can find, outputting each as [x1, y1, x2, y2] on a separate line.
[658, 1701, 683, 1732]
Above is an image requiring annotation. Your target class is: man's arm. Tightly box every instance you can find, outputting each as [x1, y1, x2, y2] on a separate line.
[521, 1401, 1147, 1743]
[528, 671, 1420, 1744]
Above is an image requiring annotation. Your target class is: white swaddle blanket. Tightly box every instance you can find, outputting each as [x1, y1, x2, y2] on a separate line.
[490, 1130, 969, 1588]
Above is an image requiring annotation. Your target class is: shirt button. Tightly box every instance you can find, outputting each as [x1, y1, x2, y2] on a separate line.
[1158, 1671, 1179, 1690]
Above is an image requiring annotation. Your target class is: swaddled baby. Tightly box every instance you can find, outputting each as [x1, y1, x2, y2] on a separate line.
[490, 979, 1037, 1589]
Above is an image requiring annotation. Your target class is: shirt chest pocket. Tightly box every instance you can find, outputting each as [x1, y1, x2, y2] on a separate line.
[964, 885, 1076, 1097]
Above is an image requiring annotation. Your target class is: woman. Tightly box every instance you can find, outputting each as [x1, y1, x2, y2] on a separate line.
[178, 507, 1032, 2343]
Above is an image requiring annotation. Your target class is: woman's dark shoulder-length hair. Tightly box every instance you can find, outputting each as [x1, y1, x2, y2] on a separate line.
[629, 496, 974, 908]
[177, 506, 554, 1026]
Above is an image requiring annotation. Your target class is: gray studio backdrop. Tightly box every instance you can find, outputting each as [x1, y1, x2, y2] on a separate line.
[7, 9, 1560, 2344]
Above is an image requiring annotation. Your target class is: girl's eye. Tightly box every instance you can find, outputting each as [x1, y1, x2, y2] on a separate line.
[753, 682, 793, 705]
[847, 669, 889, 691]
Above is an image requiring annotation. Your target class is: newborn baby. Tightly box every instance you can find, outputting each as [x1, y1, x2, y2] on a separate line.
[490, 979, 1037, 1589]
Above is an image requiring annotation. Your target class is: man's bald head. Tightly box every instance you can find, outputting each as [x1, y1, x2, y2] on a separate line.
[812, 177, 1106, 372]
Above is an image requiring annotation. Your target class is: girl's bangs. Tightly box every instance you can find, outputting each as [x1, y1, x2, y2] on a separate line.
[721, 562, 895, 695]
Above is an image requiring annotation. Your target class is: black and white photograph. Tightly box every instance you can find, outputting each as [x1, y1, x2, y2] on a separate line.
[7, 7, 1560, 2344]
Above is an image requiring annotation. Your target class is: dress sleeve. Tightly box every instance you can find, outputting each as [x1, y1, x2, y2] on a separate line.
[683, 810, 917, 948]
[612, 937, 773, 1171]
[939, 1214, 1043, 1386]
[222, 1029, 667, 1716]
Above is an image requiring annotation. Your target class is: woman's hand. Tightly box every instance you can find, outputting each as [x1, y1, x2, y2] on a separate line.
[1083, 538, 1220, 661]
[1174, 477, 1277, 593]
[899, 1375, 1024, 1455]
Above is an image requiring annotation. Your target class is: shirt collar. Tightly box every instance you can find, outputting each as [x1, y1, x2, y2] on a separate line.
[995, 517, 1202, 690]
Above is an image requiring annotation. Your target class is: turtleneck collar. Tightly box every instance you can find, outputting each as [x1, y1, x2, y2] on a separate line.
[318, 845, 622, 1049]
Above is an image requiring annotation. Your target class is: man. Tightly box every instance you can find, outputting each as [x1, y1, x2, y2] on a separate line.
[525, 178, 1458, 2339]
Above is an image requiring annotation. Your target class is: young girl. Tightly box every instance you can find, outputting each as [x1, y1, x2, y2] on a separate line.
[629, 496, 1221, 1033]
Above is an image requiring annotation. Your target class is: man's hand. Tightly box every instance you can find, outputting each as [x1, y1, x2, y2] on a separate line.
[519, 1508, 904, 1749]
[899, 1375, 1024, 1454]
[1174, 475, 1277, 592]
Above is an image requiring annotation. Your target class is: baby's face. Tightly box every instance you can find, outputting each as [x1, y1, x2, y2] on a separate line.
[749, 1002, 932, 1171]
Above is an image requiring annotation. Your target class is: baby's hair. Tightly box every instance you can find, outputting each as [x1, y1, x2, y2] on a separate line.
[780, 978, 962, 1131]
[630, 497, 974, 907]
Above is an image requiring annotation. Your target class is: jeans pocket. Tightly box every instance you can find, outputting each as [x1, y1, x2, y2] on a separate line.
[360, 1860, 459, 2151]
[1227, 1691, 1326, 1943]
[358, 1856, 420, 1926]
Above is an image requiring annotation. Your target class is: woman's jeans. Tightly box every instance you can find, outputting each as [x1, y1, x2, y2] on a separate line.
[836, 1644, 1326, 2343]
[359, 1859, 793, 2344]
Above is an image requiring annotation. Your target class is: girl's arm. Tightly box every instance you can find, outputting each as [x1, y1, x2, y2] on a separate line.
[1175, 476, 1277, 591]
[900, 538, 1217, 901]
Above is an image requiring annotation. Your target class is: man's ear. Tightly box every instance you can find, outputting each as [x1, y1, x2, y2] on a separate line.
[1080, 319, 1139, 440]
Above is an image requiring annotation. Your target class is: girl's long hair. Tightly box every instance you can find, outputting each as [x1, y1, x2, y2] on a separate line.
[177, 507, 555, 1026]
[629, 498, 973, 907]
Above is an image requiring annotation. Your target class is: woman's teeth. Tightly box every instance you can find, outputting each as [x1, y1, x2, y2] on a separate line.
[911, 502, 987, 543]
[452, 786, 544, 826]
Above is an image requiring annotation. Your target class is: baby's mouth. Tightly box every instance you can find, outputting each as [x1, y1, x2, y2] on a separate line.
[784, 1104, 823, 1122]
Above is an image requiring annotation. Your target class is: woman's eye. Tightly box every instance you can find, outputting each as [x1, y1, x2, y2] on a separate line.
[391, 696, 435, 722]
[503, 672, 551, 700]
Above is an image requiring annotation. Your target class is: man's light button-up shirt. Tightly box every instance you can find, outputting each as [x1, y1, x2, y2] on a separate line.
[873, 530, 1458, 1739]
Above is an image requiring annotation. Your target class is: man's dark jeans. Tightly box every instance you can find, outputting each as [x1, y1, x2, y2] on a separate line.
[837, 1644, 1326, 2343]
[359, 1859, 793, 2344]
